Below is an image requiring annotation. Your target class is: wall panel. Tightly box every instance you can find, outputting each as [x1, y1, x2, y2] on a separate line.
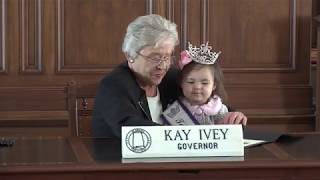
[0, 0, 6, 73]
[206, 0, 313, 131]
[209, 0, 293, 70]
[20, 0, 42, 73]
[56, 0, 148, 73]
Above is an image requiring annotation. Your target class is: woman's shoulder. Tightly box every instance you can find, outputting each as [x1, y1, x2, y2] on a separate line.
[99, 63, 133, 85]
[98, 63, 138, 92]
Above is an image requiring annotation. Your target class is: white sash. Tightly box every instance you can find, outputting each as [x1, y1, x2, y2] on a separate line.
[161, 100, 199, 125]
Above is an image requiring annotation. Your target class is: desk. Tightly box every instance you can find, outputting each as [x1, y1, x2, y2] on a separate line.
[1, 133, 320, 180]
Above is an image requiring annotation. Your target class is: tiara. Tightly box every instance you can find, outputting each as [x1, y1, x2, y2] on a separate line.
[186, 42, 221, 64]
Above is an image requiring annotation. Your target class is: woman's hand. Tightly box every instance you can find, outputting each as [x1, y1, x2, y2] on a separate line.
[221, 112, 247, 125]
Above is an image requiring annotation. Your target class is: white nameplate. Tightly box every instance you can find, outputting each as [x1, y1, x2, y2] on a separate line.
[121, 125, 244, 158]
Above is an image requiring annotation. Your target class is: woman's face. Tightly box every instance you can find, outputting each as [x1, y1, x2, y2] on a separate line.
[181, 66, 215, 105]
[130, 38, 175, 86]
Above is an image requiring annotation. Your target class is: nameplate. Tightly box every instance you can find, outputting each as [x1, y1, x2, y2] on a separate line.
[121, 125, 244, 158]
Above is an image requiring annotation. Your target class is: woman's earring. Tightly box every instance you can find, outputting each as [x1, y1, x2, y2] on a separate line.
[125, 53, 134, 63]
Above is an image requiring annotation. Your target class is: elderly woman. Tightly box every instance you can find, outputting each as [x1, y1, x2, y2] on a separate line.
[92, 14, 180, 138]
[92, 14, 247, 138]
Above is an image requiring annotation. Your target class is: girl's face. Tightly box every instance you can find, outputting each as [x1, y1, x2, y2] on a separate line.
[181, 66, 215, 105]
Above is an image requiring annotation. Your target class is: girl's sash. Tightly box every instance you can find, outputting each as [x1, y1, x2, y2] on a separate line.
[161, 99, 200, 125]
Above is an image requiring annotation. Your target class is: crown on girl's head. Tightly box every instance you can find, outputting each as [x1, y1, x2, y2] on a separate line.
[187, 42, 221, 64]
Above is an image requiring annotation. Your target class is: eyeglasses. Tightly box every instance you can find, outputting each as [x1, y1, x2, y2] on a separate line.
[137, 52, 175, 66]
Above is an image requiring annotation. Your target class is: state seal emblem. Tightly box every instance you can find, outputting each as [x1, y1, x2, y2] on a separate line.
[125, 128, 152, 153]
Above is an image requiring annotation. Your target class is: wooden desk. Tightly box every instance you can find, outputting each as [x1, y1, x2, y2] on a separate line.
[1, 133, 320, 180]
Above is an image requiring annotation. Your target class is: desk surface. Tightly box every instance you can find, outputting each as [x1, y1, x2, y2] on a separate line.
[1, 132, 320, 180]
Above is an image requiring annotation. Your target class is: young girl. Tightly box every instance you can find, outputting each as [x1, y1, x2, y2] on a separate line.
[161, 42, 246, 125]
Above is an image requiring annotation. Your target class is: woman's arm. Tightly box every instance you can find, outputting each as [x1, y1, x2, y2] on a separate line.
[92, 78, 157, 138]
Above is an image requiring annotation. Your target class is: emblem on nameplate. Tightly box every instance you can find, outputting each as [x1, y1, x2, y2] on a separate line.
[125, 128, 152, 153]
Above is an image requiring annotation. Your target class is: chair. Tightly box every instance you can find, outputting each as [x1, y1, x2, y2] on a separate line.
[67, 81, 99, 136]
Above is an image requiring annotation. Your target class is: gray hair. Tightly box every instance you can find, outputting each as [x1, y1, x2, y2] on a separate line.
[122, 14, 179, 59]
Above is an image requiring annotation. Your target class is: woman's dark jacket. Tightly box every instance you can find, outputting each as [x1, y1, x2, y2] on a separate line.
[92, 62, 180, 138]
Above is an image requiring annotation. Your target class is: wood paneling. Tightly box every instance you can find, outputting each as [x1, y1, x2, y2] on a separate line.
[0, 86, 69, 136]
[0, 87, 66, 110]
[0, 0, 6, 74]
[210, 0, 293, 70]
[20, 0, 42, 73]
[317, 49, 320, 131]
[56, 0, 147, 73]
[206, 0, 313, 130]
[0, 0, 315, 136]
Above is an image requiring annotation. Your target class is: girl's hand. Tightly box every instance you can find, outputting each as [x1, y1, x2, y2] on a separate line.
[221, 112, 247, 125]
